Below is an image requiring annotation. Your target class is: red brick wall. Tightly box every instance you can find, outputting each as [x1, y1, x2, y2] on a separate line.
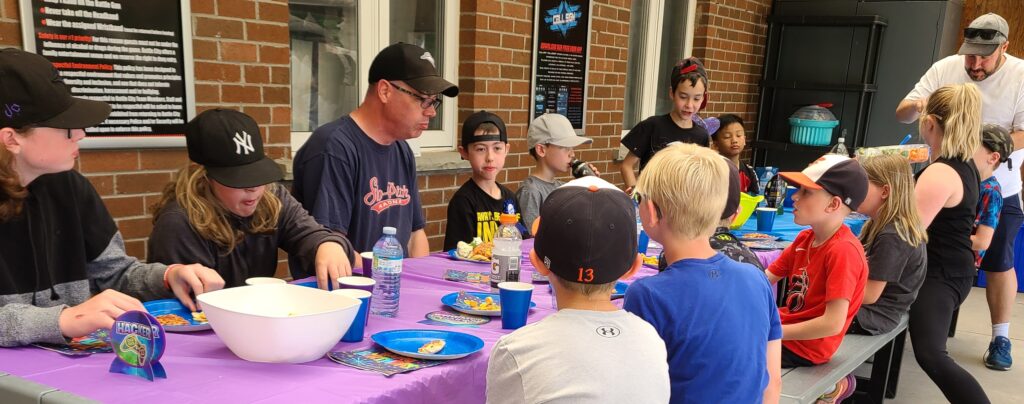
[2, 0, 772, 264]
[691, 0, 772, 141]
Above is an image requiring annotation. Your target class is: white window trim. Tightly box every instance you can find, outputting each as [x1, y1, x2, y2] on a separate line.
[619, 0, 696, 139]
[291, 0, 460, 158]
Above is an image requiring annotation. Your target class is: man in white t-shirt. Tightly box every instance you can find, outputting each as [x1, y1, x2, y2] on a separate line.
[485, 177, 669, 404]
[897, 12, 1021, 371]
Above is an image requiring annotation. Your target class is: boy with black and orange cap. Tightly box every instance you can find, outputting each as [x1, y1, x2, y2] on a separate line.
[486, 176, 669, 404]
[620, 57, 711, 193]
[443, 111, 524, 251]
[765, 154, 869, 371]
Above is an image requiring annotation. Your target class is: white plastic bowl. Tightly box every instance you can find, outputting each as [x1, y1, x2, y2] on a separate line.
[196, 284, 361, 363]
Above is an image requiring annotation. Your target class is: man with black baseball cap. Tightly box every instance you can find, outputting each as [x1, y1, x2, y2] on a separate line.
[486, 176, 669, 403]
[0, 48, 224, 347]
[149, 108, 354, 289]
[293, 42, 458, 259]
[443, 110, 526, 251]
[897, 12, 1024, 370]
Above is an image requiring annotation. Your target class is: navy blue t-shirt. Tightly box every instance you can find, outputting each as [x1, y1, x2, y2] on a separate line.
[292, 116, 425, 255]
[624, 253, 782, 403]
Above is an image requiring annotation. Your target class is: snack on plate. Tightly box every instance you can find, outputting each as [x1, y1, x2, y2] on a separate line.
[456, 292, 501, 311]
[155, 314, 190, 326]
[191, 312, 208, 323]
[418, 339, 446, 354]
[642, 255, 659, 265]
[469, 242, 494, 261]
[742, 232, 775, 239]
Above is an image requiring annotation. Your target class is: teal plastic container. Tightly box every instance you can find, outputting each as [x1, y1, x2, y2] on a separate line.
[789, 117, 839, 146]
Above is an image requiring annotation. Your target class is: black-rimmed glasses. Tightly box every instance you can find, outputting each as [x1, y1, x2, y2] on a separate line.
[631, 190, 663, 219]
[388, 81, 441, 110]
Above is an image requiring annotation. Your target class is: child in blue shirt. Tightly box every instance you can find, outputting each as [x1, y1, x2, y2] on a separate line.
[624, 143, 782, 403]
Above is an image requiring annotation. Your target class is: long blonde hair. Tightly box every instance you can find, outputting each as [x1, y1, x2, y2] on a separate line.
[859, 155, 927, 249]
[925, 83, 982, 162]
[153, 164, 282, 253]
[0, 127, 31, 222]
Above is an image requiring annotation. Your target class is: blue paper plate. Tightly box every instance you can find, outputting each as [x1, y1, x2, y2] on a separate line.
[612, 281, 628, 299]
[441, 291, 537, 317]
[446, 249, 491, 264]
[143, 299, 211, 332]
[371, 329, 485, 360]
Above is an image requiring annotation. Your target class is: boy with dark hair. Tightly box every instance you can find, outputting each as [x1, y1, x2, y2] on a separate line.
[443, 111, 523, 251]
[711, 114, 760, 195]
[620, 57, 711, 193]
[486, 176, 669, 403]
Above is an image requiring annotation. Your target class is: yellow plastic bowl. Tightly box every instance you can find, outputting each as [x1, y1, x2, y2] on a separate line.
[731, 193, 765, 229]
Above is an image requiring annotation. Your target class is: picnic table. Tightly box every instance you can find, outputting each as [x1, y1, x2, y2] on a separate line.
[0, 239, 659, 404]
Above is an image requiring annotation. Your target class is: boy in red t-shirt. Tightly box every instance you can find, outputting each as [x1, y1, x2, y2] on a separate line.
[766, 154, 869, 370]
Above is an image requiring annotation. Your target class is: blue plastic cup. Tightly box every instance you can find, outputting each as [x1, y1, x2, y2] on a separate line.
[638, 230, 650, 255]
[756, 207, 777, 232]
[783, 186, 797, 208]
[333, 289, 371, 342]
[498, 282, 535, 330]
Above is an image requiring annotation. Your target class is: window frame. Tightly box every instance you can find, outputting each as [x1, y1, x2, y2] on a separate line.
[619, 0, 696, 146]
[290, 0, 460, 157]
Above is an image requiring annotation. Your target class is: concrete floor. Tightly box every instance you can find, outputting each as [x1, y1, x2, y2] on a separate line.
[890, 287, 1023, 403]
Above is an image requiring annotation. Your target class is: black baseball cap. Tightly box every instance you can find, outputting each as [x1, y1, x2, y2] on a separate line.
[533, 177, 637, 285]
[722, 158, 741, 220]
[368, 43, 458, 97]
[0, 48, 111, 129]
[185, 109, 282, 189]
[461, 110, 507, 148]
[781, 154, 868, 210]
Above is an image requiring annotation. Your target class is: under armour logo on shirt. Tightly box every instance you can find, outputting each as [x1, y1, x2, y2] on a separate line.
[233, 131, 255, 155]
[420, 52, 436, 67]
[595, 326, 621, 338]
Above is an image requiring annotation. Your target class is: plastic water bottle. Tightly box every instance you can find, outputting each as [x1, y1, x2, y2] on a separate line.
[491, 214, 522, 293]
[830, 130, 850, 157]
[636, 203, 650, 254]
[371, 227, 403, 317]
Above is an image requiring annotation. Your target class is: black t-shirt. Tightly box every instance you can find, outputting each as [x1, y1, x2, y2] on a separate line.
[443, 180, 523, 251]
[855, 224, 926, 334]
[621, 114, 710, 170]
[293, 116, 425, 254]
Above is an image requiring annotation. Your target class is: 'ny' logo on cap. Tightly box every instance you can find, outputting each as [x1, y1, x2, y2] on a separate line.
[233, 131, 255, 155]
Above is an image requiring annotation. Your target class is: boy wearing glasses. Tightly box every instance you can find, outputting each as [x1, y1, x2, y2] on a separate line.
[293, 43, 458, 266]
[765, 154, 869, 369]
[443, 111, 524, 251]
[896, 12, 1024, 370]
[624, 143, 782, 403]
[516, 113, 593, 229]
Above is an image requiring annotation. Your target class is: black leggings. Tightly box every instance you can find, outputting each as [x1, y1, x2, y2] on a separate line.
[908, 276, 989, 404]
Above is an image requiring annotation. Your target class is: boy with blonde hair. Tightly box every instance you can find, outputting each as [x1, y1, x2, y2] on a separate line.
[486, 176, 669, 403]
[624, 143, 782, 403]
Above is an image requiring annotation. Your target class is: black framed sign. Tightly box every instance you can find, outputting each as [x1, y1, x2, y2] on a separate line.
[529, 0, 592, 130]
[20, 0, 195, 149]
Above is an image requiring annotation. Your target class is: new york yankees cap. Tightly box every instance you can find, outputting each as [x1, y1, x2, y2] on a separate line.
[533, 176, 637, 285]
[185, 108, 282, 189]
[368, 42, 458, 97]
[0, 48, 111, 129]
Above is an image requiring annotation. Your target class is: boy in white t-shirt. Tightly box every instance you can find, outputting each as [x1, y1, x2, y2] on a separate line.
[897, 12, 1023, 370]
[485, 177, 669, 404]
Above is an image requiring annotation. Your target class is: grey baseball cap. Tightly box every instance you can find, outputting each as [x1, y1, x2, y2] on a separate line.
[959, 13, 1009, 56]
[527, 113, 592, 149]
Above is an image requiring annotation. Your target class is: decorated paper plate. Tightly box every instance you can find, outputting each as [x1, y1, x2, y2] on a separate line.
[441, 291, 536, 317]
[446, 249, 491, 264]
[641, 254, 659, 269]
[371, 329, 485, 360]
[611, 281, 628, 299]
[143, 299, 211, 332]
[737, 232, 782, 242]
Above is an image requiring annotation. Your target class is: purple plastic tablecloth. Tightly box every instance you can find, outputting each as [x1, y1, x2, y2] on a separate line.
[0, 239, 661, 404]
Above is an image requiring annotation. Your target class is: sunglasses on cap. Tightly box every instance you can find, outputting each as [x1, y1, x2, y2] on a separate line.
[964, 28, 1005, 41]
